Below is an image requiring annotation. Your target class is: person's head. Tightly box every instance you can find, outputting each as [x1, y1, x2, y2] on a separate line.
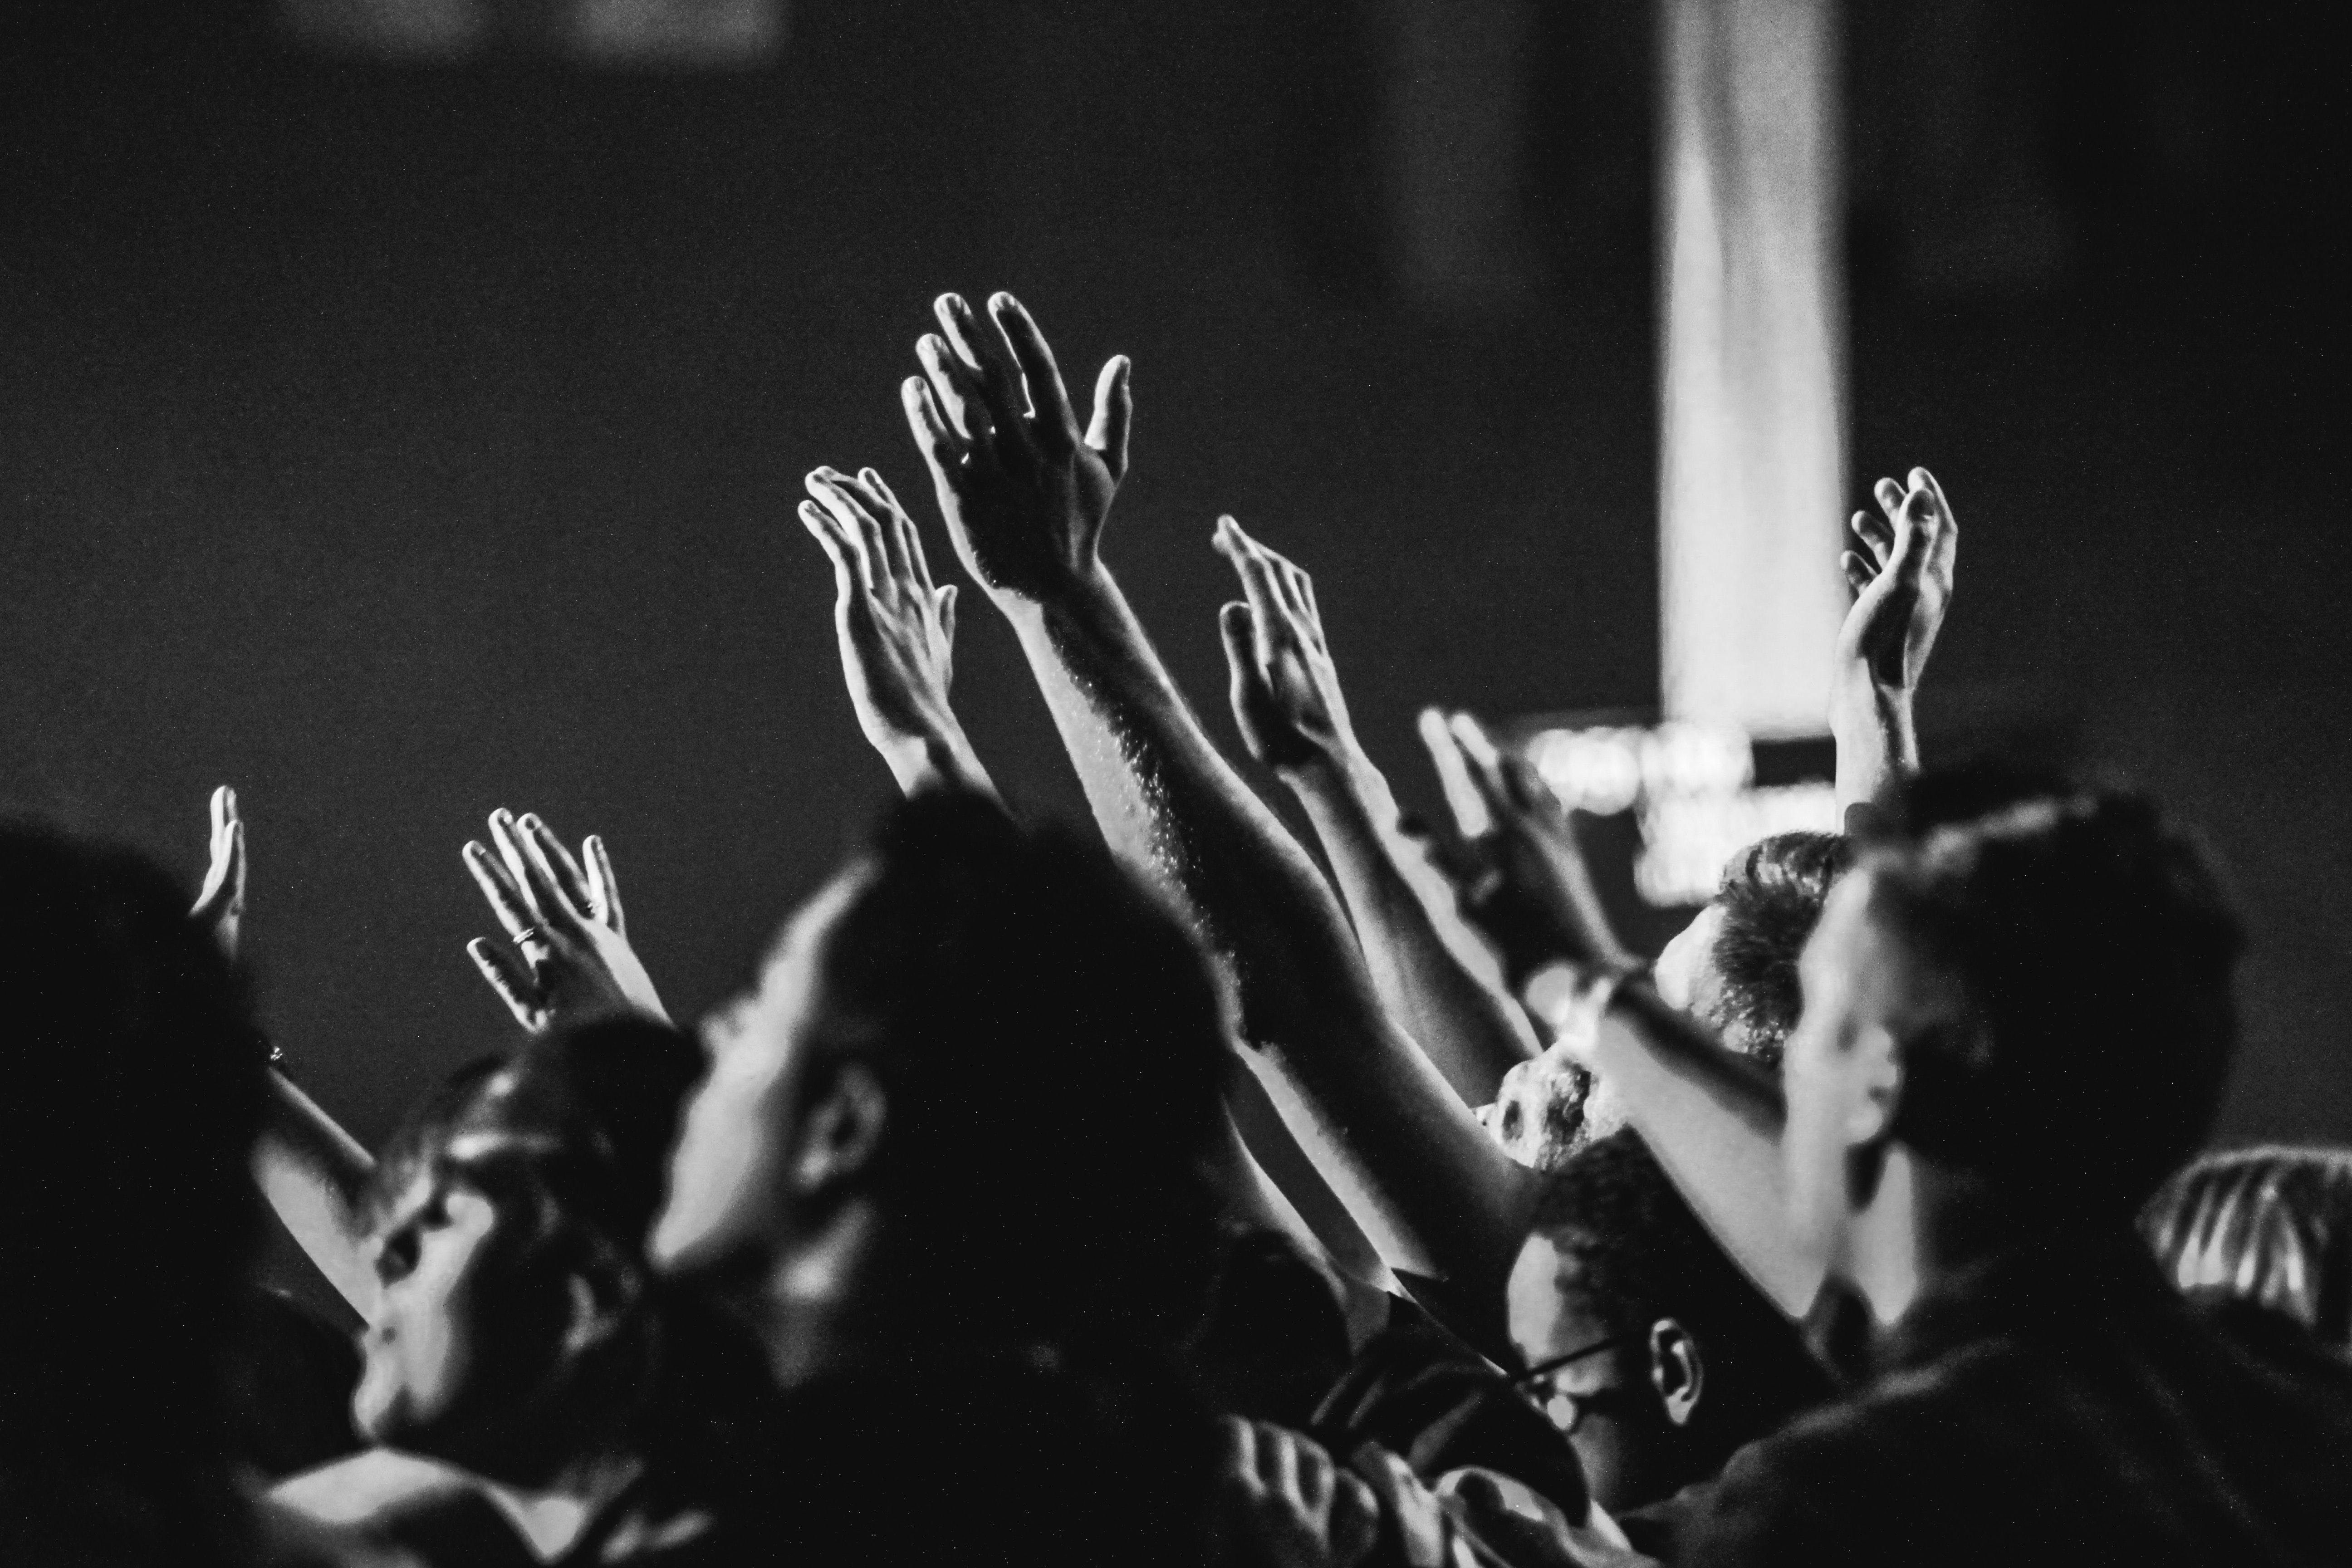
[0, 822, 264, 1470]
[1505, 1132, 1826, 1511]
[2143, 1145, 2352, 1357]
[353, 1014, 715, 1480]
[654, 791, 1229, 1360]
[1486, 832, 1848, 1173]
[1779, 779, 2243, 1288]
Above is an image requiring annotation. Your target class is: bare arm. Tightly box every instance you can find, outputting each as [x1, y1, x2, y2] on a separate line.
[1211, 517, 1539, 1105]
[1831, 466, 1957, 812]
[189, 789, 379, 1313]
[899, 290, 1530, 1301]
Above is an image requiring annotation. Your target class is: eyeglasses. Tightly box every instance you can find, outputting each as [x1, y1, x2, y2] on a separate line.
[1507, 1333, 1643, 1436]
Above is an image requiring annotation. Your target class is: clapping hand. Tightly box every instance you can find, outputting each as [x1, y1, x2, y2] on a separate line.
[189, 784, 247, 960]
[463, 809, 666, 1032]
[902, 291, 1132, 606]
[1215, 1419, 1381, 1568]
[1214, 517, 1361, 774]
[1836, 466, 1958, 695]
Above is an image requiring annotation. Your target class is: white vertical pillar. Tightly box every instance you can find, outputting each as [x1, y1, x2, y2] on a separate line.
[1657, 0, 1846, 736]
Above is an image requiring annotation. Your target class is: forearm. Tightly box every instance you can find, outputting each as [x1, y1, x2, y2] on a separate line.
[877, 724, 1000, 804]
[1830, 681, 1919, 813]
[252, 1071, 379, 1314]
[1566, 983, 1821, 1316]
[1283, 752, 1539, 1104]
[998, 570, 1530, 1287]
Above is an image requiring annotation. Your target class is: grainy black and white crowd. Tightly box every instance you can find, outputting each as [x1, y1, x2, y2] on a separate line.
[5, 292, 2350, 1568]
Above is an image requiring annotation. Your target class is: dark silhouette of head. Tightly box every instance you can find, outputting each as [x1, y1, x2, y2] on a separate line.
[0, 822, 264, 1473]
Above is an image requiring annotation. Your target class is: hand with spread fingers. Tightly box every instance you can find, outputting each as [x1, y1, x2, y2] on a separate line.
[463, 808, 666, 1032]
[800, 464, 996, 800]
[1417, 712, 1634, 991]
[1214, 516, 1360, 774]
[1215, 1418, 1381, 1568]
[902, 290, 1132, 606]
[1831, 465, 1959, 807]
[189, 784, 248, 960]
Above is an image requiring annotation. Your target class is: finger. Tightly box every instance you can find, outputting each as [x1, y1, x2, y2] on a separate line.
[1258, 1423, 1299, 1498]
[989, 293, 1081, 451]
[1448, 712, 1520, 829]
[210, 783, 235, 846]
[1279, 559, 1318, 632]
[801, 503, 858, 602]
[934, 294, 1025, 435]
[1215, 518, 1285, 666]
[1085, 356, 1132, 482]
[1850, 507, 1894, 566]
[1295, 1435, 1334, 1512]
[901, 374, 966, 475]
[468, 937, 545, 1032]
[1419, 706, 1492, 838]
[486, 812, 554, 925]
[861, 467, 934, 591]
[1218, 601, 1264, 709]
[1331, 1474, 1381, 1567]
[936, 583, 958, 647]
[1873, 475, 1906, 524]
[808, 471, 885, 597]
[466, 836, 542, 940]
[918, 333, 998, 448]
[1912, 465, 1957, 538]
[1841, 551, 1874, 597]
[514, 813, 591, 926]
[1218, 1415, 1259, 1486]
[584, 834, 624, 934]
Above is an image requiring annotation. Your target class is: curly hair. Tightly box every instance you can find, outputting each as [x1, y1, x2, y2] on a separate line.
[1708, 831, 1853, 1067]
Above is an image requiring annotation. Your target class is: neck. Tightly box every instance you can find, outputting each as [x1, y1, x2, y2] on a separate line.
[1835, 1144, 1930, 1327]
[747, 1197, 915, 1388]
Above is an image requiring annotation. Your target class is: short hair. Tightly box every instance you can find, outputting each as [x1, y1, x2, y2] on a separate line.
[2143, 1145, 2352, 1357]
[1709, 832, 1853, 1067]
[1866, 783, 2244, 1220]
[814, 791, 1230, 1348]
[0, 822, 264, 1469]
[1529, 1131, 1827, 1463]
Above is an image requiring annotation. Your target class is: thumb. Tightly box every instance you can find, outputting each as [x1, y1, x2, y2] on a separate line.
[937, 583, 959, 646]
[1086, 356, 1133, 481]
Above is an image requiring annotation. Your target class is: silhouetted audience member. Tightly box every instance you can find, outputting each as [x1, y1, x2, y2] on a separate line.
[652, 790, 1231, 1568]
[2145, 1144, 2352, 1358]
[274, 1015, 778, 1565]
[222, 1288, 365, 1482]
[1639, 788, 2352, 1565]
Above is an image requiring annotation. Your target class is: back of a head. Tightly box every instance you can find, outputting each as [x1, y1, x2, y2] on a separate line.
[0, 821, 263, 1469]
[820, 792, 1230, 1351]
[1531, 1131, 1828, 1466]
[1866, 779, 2244, 1222]
[2144, 1145, 2352, 1357]
[1710, 832, 1852, 1067]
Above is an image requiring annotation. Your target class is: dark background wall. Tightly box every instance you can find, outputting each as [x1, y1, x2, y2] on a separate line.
[2, 0, 2343, 1197]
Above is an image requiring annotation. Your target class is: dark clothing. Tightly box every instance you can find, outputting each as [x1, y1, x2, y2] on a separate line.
[751, 1344, 1219, 1568]
[1189, 1225, 1355, 1426]
[1636, 1227, 2352, 1566]
[1313, 1298, 1590, 1525]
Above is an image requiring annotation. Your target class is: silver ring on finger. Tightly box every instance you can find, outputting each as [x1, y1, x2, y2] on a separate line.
[513, 925, 550, 951]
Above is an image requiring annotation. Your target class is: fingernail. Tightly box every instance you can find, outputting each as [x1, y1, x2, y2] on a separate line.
[465, 841, 486, 861]
[990, 291, 1015, 313]
[519, 813, 541, 833]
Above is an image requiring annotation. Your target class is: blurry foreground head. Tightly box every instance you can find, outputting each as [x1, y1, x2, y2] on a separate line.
[0, 822, 263, 1469]
[1506, 1131, 1827, 1512]
[353, 1013, 764, 1483]
[2144, 1145, 2352, 1357]
[654, 790, 1229, 1362]
[1779, 775, 2243, 1278]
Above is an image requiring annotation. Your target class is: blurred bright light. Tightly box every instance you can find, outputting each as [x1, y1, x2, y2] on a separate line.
[280, 0, 787, 64]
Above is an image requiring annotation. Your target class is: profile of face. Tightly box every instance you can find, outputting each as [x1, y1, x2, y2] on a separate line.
[652, 867, 870, 1282]
[1777, 868, 1910, 1278]
[352, 1157, 570, 1463]
[1505, 1234, 1702, 1513]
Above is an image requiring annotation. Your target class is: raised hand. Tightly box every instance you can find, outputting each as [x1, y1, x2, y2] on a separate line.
[800, 465, 995, 798]
[902, 291, 1132, 605]
[1214, 516, 1362, 774]
[1417, 713, 1633, 989]
[1215, 1419, 1381, 1568]
[463, 808, 666, 1032]
[189, 784, 247, 960]
[1836, 465, 1958, 695]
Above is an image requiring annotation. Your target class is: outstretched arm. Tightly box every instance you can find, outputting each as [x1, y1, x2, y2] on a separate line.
[189, 789, 380, 1314]
[1211, 518, 1540, 1107]
[1422, 725, 1818, 1318]
[900, 290, 1530, 1303]
[1831, 466, 1957, 813]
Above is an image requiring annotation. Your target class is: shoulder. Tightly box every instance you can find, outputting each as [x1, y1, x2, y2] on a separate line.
[270, 1450, 531, 1568]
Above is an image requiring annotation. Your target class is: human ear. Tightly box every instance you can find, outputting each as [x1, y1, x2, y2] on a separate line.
[789, 1058, 889, 1195]
[560, 1244, 643, 1357]
[1650, 1318, 1705, 1427]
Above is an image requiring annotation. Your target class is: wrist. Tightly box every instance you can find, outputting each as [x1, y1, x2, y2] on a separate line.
[1519, 958, 1649, 1047]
